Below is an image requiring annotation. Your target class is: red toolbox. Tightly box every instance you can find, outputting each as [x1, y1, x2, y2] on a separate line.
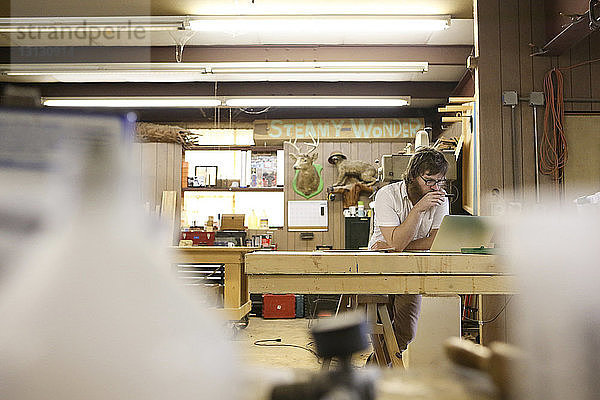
[262, 294, 296, 319]
[181, 230, 215, 246]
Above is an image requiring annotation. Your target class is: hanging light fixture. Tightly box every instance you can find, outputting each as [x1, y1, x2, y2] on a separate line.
[188, 15, 450, 33]
[224, 97, 410, 107]
[41, 96, 410, 108]
[42, 97, 222, 108]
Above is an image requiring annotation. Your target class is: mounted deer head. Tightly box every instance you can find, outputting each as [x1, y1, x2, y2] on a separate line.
[285, 133, 322, 198]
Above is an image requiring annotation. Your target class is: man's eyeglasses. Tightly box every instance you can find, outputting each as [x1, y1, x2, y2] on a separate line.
[419, 176, 447, 187]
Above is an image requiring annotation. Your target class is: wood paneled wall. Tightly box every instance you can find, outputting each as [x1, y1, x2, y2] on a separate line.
[131, 142, 182, 245]
[476, 0, 600, 212]
[554, 30, 600, 113]
[475, 0, 600, 345]
[476, 0, 547, 211]
[275, 140, 408, 251]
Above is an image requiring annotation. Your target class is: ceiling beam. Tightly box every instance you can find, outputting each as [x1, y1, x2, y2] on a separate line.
[24, 81, 457, 98]
[1, 81, 449, 123]
[0, 45, 472, 65]
[96, 105, 444, 124]
[449, 69, 474, 97]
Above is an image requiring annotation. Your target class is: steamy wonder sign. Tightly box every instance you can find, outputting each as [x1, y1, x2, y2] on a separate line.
[254, 118, 425, 142]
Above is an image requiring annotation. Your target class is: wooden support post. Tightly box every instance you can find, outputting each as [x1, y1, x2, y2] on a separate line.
[366, 303, 387, 365]
[378, 304, 404, 368]
[357, 294, 404, 368]
[223, 263, 242, 310]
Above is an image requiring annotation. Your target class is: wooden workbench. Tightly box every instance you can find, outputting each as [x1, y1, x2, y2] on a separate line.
[169, 246, 257, 320]
[245, 251, 514, 295]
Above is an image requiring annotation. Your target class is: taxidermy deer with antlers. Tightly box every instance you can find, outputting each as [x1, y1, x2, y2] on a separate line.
[286, 133, 321, 198]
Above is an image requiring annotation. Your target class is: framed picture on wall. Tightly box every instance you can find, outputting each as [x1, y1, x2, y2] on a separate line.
[250, 151, 278, 188]
[195, 166, 218, 187]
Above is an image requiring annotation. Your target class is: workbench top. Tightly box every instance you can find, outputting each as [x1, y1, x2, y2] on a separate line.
[171, 246, 259, 252]
[245, 250, 512, 294]
[245, 250, 504, 275]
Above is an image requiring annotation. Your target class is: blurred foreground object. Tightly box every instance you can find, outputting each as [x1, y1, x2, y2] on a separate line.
[264, 313, 497, 400]
[573, 191, 600, 218]
[271, 311, 376, 400]
[574, 191, 600, 206]
[0, 109, 240, 400]
[506, 206, 600, 400]
[444, 337, 523, 399]
[1, 84, 41, 107]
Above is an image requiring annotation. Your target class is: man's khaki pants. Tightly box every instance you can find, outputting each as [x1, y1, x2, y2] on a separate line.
[388, 294, 422, 353]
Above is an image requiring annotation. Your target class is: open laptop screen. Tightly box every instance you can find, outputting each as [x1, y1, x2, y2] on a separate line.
[429, 215, 496, 252]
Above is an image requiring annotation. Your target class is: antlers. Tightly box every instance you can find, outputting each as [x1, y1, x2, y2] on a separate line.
[305, 131, 319, 155]
[284, 137, 302, 153]
[284, 131, 319, 155]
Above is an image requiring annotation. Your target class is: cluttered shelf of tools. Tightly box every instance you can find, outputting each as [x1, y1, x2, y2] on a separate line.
[182, 187, 283, 192]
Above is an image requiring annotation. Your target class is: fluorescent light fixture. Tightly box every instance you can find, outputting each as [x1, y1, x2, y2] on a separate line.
[42, 97, 221, 108]
[3, 63, 206, 76]
[189, 15, 450, 33]
[0, 15, 450, 34]
[4, 62, 426, 76]
[41, 96, 411, 108]
[207, 62, 428, 74]
[0, 16, 186, 32]
[225, 97, 410, 107]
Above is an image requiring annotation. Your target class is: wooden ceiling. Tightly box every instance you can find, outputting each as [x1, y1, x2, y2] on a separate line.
[0, 1, 476, 124]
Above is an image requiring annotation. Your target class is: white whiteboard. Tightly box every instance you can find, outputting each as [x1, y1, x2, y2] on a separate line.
[287, 200, 328, 231]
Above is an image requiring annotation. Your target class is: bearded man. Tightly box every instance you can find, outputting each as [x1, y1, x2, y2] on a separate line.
[368, 146, 449, 365]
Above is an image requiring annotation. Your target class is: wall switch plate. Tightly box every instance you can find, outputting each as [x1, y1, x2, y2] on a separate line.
[300, 232, 314, 240]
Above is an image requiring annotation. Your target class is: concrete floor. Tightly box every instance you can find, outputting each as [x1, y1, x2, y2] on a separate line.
[233, 317, 371, 370]
[228, 318, 498, 400]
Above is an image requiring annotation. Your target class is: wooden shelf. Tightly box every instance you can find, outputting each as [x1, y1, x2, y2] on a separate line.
[184, 145, 282, 151]
[183, 187, 283, 192]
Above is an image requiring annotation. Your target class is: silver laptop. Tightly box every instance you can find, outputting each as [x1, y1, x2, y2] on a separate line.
[429, 215, 496, 252]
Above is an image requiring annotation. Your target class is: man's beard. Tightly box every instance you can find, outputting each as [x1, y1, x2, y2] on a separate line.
[407, 179, 428, 203]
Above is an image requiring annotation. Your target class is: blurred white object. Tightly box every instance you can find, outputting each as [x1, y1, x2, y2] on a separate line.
[415, 130, 430, 149]
[505, 207, 600, 400]
[574, 191, 600, 205]
[573, 191, 600, 218]
[403, 295, 461, 369]
[0, 112, 240, 400]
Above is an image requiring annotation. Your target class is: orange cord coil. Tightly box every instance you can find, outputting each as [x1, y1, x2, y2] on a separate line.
[540, 67, 567, 181]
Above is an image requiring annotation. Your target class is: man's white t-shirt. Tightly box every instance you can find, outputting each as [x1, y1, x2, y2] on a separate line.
[368, 180, 449, 249]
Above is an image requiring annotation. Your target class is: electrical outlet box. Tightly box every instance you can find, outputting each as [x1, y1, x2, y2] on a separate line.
[502, 91, 518, 106]
[529, 92, 544, 106]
